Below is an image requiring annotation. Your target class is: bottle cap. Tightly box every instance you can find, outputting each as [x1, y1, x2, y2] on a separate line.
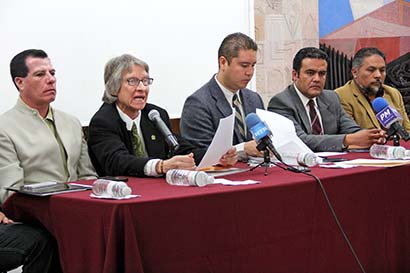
[195, 172, 212, 187]
[122, 186, 132, 196]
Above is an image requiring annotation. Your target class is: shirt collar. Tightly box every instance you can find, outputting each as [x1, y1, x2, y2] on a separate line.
[45, 107, 54, 121]
[293, 83, 318, 107]
[116, 104, 141, 131]
[214, 75, 242, 104]
[16, 97, 53, 117]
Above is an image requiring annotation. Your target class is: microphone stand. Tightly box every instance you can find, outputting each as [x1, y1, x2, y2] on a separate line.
[249, 149, 271, 176]
[386, 128, 400, 146]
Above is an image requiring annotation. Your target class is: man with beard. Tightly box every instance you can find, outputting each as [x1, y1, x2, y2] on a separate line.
[336, 47, 410, 132]
[268, 47, 386, 152]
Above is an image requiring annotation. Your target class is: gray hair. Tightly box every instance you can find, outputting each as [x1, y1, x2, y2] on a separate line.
[352, 47, 386, 69]
[102, 54, 149, 103]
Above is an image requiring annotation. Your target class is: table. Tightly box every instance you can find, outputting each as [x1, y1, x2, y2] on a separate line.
[3, 151, 410, 273]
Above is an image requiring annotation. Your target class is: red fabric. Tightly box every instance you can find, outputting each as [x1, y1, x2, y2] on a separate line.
[3, 149, 410, 273]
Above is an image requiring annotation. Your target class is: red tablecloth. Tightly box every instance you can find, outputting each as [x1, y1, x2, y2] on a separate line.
[3, 151, 410, 273]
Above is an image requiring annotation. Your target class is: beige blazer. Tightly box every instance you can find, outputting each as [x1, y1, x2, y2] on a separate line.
[335, 80, 410, 131]
[0, 98, 96, 202]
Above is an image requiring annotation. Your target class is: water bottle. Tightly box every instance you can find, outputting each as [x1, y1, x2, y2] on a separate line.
[92, 179, 132, 197]
[369, 144, 405, 159]
[280, 152, 319, 167]
[165, 169, 214, 187]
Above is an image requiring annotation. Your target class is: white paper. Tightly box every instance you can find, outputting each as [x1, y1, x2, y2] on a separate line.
[337, 158, 410, 167]
[214, 178, 261, 186]
[316, 152, 347, 157]
[255, 109, 313, 155]
[90, 194, 141, 200]
[197, 113, 235, 169]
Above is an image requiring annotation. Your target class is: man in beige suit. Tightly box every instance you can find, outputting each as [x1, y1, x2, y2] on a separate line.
[0, 49, 96, 202]
[336, 47, 410, 132]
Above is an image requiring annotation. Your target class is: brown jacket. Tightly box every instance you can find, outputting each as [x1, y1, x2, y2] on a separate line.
[335, 80, 410, 131]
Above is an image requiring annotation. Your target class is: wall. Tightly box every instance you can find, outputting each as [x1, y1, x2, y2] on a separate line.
[254, 0, 319, 105]
[0, 0, 253, 123]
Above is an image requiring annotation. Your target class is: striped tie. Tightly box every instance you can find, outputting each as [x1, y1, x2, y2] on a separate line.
[131, 123, 145, 157]
[232, 93, 246, 142]
[308, 99, 323, 135]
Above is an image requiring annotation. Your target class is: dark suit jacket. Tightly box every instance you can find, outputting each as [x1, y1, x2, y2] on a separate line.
[268, 84, 361, 152]
[180, 76, 265, 148]
[88, 103, 205, 177]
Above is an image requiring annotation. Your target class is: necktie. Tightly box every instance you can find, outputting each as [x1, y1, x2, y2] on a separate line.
[308, 99, 323, 135]
[232, 93, 246, 142]
[131, 123, 145, 157]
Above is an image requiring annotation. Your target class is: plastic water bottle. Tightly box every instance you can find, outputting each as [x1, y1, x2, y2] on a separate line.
[92, 179, 132, 197]
[281, 152, 319, 167]
[165, 170, 214, 187]
[369, 144, 405, 159]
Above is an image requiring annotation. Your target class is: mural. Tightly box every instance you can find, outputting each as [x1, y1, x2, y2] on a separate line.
[319, 0, 410, 113]
[319, 0, 410, 63]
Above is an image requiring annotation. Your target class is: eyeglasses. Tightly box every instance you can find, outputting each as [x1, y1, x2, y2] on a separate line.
[126, 77, 154, 87]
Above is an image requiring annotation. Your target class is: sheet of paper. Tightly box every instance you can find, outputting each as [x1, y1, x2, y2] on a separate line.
[197, 113, 234, 169]
[214, 178, 261, 186]
[255, 109, 313, 155]
[315, 152, 347, 157]
[338, 158, 410, 167]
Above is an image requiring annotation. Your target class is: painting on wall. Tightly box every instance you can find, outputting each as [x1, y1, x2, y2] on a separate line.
[319, 0, 410, 113]
[319, 0, 410, 63]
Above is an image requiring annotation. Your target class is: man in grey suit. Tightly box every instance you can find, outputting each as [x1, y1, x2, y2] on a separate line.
[181, 32, 264, 157]
[268, 47, 386, 152]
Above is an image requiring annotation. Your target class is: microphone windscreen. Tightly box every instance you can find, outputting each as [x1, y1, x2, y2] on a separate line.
[245, 113, 261, 128]
[148, 109, 160, 121]
[372, 97, 389, 113]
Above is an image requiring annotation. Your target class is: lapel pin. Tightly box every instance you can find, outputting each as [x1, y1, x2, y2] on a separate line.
[151, 135, 156, 140]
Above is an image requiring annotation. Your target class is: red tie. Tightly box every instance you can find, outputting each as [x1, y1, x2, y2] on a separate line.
[308, 99, 323, 135]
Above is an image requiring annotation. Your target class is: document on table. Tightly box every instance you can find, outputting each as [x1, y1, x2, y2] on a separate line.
[337, 158, 410, 168]
[255, 109, 313, 155]
[197, 112, 234, 169]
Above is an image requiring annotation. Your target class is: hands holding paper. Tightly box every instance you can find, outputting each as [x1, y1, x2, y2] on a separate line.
[218, 147, 238, 166]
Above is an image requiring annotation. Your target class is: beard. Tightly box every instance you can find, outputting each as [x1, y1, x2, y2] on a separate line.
[356, 80, 383, 96]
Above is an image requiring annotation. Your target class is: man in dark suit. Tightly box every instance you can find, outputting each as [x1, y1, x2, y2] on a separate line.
[88, 54, 237, 177]
[180, 33, 265, 158]
[268, 47, 386, 152]
[0, 207, 56, 273]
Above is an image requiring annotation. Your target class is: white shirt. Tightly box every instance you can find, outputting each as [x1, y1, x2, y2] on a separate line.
[116, 105, 161, 176]
[293, 84, 324, 133]
[214, 75, 246, 154]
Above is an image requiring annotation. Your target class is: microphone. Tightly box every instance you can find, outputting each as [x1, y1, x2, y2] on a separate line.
[372, 97, 410, 141]
[245, 113, 282, 161]
[148, 109, 180, 151]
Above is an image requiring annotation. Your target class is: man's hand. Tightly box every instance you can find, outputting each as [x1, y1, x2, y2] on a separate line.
[218, 147, 238, 166]
[344, 129, 387, 148]
[161, 153, 196, 173]
[0, 211, 14, 224]
[244, 140, 264, 157]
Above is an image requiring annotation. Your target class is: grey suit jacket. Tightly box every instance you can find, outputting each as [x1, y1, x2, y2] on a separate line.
[268, 84, 361, 152]
[0, 98, 96, 202]
[180, 76, 264, 148]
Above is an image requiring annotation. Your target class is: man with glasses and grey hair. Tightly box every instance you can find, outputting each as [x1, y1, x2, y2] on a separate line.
[87, 54, 237, 177]
[336, 47, 410, 131]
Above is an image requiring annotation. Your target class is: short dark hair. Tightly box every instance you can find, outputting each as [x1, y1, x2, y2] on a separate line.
[218, 32, 257, 66]
[10, 49, 48, 89]
[293, 47, 328, 74]
[352, 47, 386, 69]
